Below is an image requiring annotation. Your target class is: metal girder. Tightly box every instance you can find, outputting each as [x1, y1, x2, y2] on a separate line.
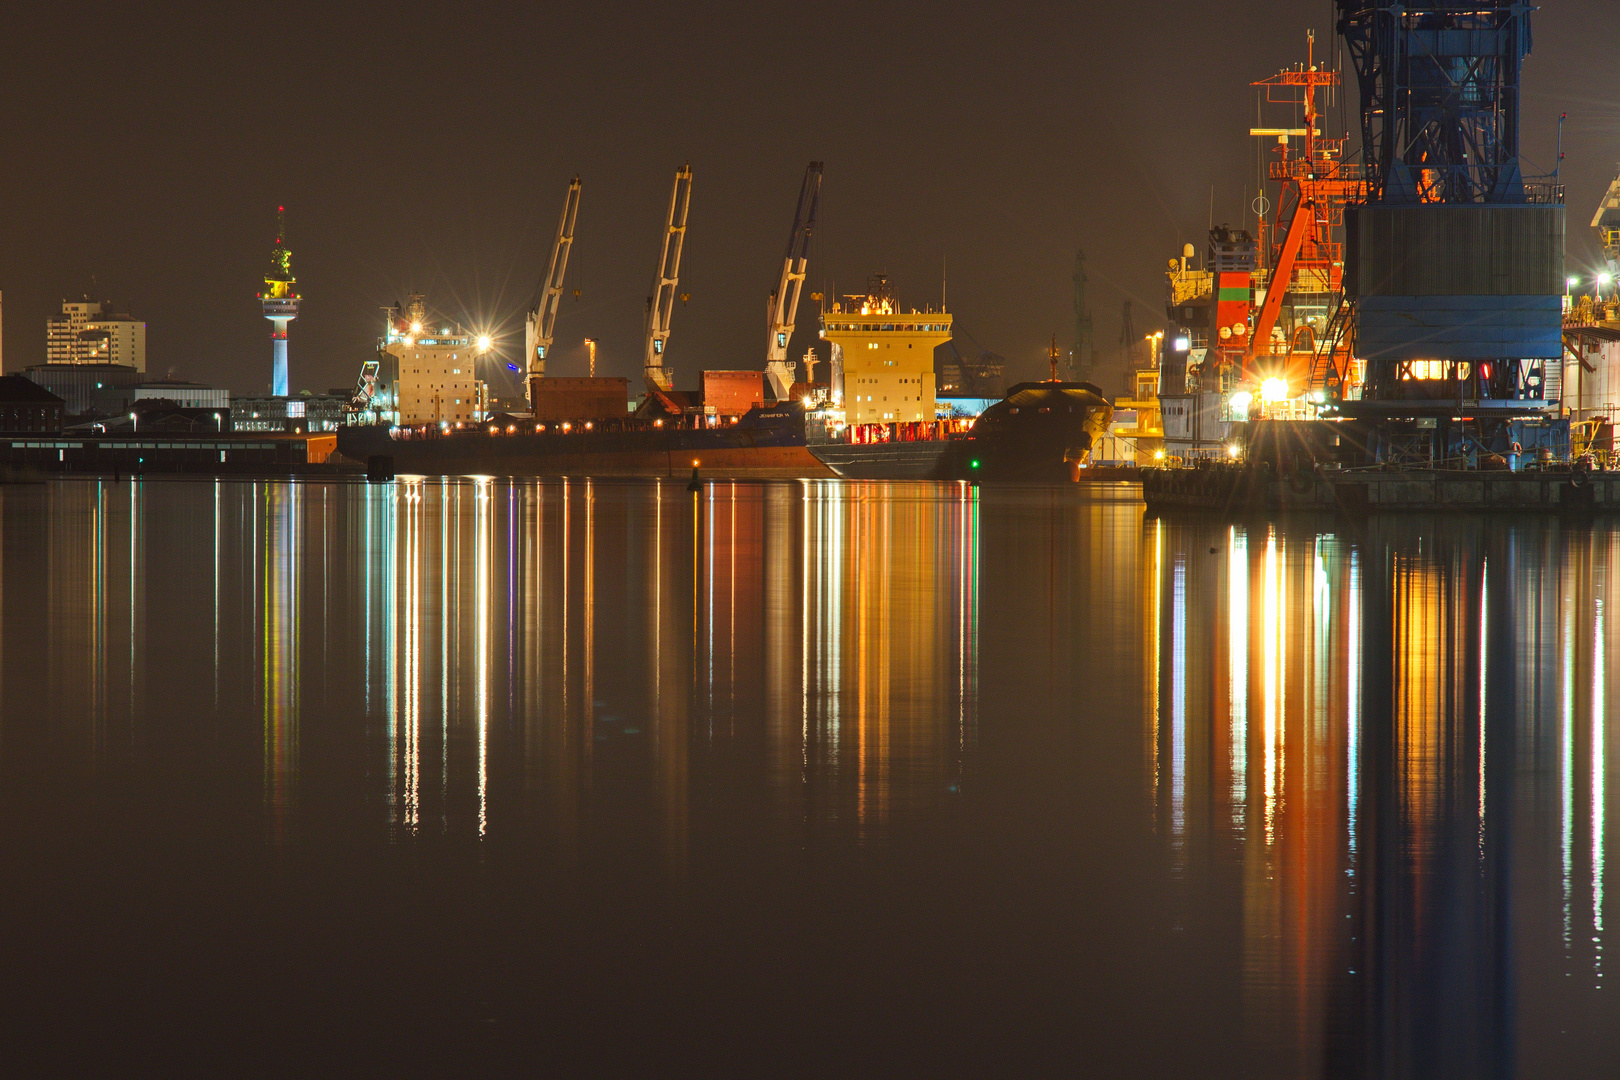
[1336, 0, 1532, 204]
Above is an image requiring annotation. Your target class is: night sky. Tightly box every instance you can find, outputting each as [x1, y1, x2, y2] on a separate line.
[3, 0, 1616, 397]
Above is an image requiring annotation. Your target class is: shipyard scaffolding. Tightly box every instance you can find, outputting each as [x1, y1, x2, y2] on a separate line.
[1561, 169, 1620, 462]
[1325, 0, 1568, 465]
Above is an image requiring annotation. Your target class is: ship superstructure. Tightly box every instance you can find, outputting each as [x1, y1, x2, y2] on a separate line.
[819, 275, 951, 425]
[1156, 33, 1365, 460]
[380, 296, 492, 428]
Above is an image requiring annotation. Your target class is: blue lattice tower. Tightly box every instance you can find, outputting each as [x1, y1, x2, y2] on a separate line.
[1335, 1, 1566, 462]
[1339, 1, 1531, 203]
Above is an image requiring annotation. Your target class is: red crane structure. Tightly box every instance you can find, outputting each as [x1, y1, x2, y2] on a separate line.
[1244, 32, 1365, 400]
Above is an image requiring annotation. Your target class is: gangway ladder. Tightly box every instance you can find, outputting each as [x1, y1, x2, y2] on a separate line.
[1310, 294, 1356, 402]
[346, 359, 382, 413]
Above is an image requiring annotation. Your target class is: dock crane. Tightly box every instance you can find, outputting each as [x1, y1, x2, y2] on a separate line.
[643, 164, 693, 393]
[764, 162, 822, 401]
[525, 176, 582, 404]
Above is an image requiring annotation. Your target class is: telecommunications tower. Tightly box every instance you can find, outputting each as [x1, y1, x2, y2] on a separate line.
[260, 206, 299, 396]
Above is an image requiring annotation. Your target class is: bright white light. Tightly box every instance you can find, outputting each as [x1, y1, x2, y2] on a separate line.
[1308, 390, 1325, 404]
[476, 335, 492, 350]
[1153, 449, 1166, 460]
[1570, 276, 1581, 289]
[1261, 377, 1288, 403]
[1173, 336, 1191, 352]
[1227, 444, 1240, 458]
[1602, 273, 1614, 286]
[411, 321, 423, 334]
[1229, 391, 1253, 413]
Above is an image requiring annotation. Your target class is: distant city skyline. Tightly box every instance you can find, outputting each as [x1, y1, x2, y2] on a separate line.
[1, 0, 1614, 397]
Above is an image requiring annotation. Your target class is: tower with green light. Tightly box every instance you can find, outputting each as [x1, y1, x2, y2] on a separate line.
[259, 206, 299, 396]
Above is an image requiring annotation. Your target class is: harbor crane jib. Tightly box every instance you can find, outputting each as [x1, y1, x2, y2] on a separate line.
[764, 162, 823, 401]
[525, 176, 581, 403]
[644, 164, 693, 393]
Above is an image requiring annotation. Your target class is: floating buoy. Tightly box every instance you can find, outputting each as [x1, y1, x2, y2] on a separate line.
[687, 464, 702, 493]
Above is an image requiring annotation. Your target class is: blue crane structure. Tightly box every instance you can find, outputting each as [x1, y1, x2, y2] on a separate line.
[1330, 0, 1567, 462]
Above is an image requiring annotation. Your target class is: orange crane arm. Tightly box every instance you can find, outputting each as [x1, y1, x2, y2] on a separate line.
[1248, 198, 1314, 375]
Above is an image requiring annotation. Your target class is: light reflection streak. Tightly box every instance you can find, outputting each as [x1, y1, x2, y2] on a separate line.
[1170, 556, 1186, 866]
[476, 479, 490, 838]
[1263, 530, 1279, 846]
[1479, 559, 1488, 865]
[262, 484, 301, 843]
[1347, 549, 1359, 868]
[403, 480, 422, 833]
[214, 482, 221, 711]
[1229, 527, 1248, 833]
[1594, 592, 1605, 981]
[1149, 519, 1162, 828]
[1565, 585, 1575, 952]
[585, 479, 595, 772]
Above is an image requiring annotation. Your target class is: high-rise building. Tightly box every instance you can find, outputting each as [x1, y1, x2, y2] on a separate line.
[45, 298, 146, 371]
[259, 206, 299, 396]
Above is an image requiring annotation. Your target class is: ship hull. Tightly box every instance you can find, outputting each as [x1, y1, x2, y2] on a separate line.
[807, 441, 952, 479]
[338, 406, 834, 479]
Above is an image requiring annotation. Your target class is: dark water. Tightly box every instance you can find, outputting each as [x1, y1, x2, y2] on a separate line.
[1, 477, 1614, 1075]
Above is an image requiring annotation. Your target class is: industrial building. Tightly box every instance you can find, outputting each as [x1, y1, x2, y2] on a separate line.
[820, 275, 951, 426]
[46, 298, 146, 371]
[0, 375, 65, 434]
[233, 394, 347, 433]
[21, 363, 227, 418]
[379, 296, 490, 427]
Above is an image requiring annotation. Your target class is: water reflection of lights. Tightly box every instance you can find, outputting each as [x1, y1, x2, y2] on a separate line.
[1263, 529, 1280, 847]
[1228, 527, 1247, 834]
[43, 478, 979, 850]
[1169, 556, 1186, 866]
[475, 477, 491, 838]
[263, 483, 302, 841]
[1147, 518, 1620, 1056]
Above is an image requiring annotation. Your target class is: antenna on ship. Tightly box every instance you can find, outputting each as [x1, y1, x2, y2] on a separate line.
[1048, 335, 1061, 382]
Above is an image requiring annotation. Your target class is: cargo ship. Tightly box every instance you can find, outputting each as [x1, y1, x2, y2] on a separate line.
[340, 277, 1113, 481]
[340, 390, 1114, 483]
[338, 403, 830, 479]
